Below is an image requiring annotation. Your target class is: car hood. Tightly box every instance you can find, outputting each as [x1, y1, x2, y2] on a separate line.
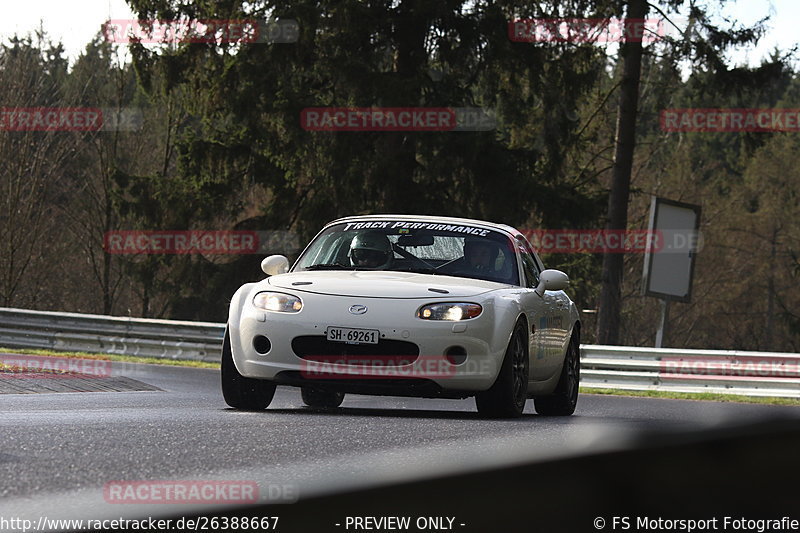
[266, 271, 507, 298]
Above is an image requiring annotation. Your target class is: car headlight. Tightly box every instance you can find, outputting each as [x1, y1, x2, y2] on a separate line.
[253, 292, 303, 313]
[417, 303, 482, 321]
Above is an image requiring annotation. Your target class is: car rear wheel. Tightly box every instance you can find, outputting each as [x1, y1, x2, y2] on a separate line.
[534, 331, 579, 416]
[221, 328, 276, 410]
[475, 319, 529, 418]
[301, 387, 345, 408]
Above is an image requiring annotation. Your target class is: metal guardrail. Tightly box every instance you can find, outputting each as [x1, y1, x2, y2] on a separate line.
[1, 307, 799, 397]
[0, 307, 224, 364]
[581, 344, 800, 398]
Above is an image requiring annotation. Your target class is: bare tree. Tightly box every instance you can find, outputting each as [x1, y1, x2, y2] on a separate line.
[0, 35, 90, 308]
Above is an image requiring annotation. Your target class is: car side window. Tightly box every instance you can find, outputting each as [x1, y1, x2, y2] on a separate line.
[516, 237, 540, 288]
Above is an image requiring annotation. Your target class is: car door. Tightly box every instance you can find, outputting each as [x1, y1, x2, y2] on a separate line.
[515, 236, 563, 382]
[533, 247, 572, 363]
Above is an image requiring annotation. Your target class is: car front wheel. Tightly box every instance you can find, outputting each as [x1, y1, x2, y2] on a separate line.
[475, 319, 529, 418]
[221, 328, 276, 410]
[534, 331, 579, 416]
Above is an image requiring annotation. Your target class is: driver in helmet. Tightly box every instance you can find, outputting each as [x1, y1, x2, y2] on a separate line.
[349, 232, 394, 270]
[463, 237, 497, 272]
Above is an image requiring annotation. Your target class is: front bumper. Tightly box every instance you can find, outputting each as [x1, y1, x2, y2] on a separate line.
[228, 292, 505, 393]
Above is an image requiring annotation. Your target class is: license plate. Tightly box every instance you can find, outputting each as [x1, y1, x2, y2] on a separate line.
[326, 327, 379, 345]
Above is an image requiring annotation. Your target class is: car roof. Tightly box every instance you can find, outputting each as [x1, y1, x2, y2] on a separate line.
[326, 214, 521, 238]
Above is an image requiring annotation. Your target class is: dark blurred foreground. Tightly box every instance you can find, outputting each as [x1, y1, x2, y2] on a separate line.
[144, 419, 800, 533]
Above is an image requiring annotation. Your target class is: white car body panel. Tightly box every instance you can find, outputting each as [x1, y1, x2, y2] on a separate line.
[268, 271, 506, 298]
[227, 214, 580, 399]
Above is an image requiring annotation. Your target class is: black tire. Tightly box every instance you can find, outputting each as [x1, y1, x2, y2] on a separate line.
[301, 387, 345, 408]
[534, 331, 580, 416]
[475, 319, 529, 418]
[221, 328, 276, 410]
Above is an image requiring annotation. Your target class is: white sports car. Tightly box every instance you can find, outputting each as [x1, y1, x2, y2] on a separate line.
[222, 215, 580, 418]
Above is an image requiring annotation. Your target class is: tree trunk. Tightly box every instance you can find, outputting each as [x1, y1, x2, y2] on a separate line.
[379, 0, 427, 213]
[596, 0, 648, 345]
[765, 228, 778, 350]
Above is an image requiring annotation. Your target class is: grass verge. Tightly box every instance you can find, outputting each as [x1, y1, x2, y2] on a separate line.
[582, 386, 800, 406]
[0, 347, 217, 369]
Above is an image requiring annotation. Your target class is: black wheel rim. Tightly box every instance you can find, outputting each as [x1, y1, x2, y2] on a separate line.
[511, 328, 527, 406]
[565, 339, 579, 402]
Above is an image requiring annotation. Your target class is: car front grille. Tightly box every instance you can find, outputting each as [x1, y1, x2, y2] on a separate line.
[291, 335, 419, 365]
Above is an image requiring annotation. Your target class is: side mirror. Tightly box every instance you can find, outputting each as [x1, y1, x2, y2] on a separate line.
[261, 255, 290, 276]
[535, 269, 569, 296]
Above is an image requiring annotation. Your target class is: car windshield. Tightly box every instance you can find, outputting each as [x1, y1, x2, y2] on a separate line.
[293, 220, 519, 285]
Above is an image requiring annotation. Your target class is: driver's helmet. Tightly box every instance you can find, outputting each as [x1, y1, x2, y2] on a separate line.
[463, 237, 498, 272]
[349, 232, 393, 270]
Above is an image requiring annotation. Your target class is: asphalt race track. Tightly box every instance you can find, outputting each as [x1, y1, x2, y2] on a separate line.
[2, 356, 800, 532]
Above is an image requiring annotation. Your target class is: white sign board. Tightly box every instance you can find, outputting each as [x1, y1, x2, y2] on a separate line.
[642, 197, 701, 302]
